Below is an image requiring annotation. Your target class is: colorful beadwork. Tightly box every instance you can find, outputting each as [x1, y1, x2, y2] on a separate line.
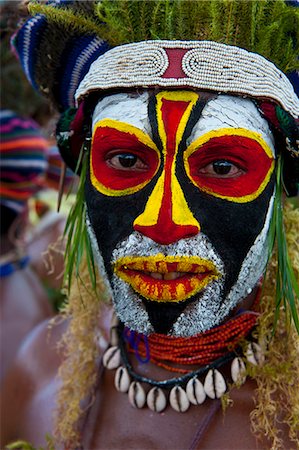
[76, 40, 299, 119]
[124, 310, 259, 373]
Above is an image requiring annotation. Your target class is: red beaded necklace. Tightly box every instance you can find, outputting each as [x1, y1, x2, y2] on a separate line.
[125, 294, 261, 374]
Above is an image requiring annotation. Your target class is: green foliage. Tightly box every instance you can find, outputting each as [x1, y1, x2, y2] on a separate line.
[93, 0, 299, 72]
[63, 144, 97, 295]
[268, 157, 299, 334]
[6, 442, 37, 450]
[27, 0, 298, 71]
[29, 1, 101, 37]
[6, 434, 55, 450]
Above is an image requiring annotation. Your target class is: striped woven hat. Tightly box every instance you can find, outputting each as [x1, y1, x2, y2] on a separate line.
[11, 1, 109, 112]
[0, 109, 48, 213]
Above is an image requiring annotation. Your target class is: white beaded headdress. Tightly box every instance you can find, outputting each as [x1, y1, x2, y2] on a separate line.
[76, 40, 299, 119]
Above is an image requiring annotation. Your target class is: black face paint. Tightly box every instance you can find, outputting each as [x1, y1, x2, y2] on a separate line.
[86, 90, 275, 335]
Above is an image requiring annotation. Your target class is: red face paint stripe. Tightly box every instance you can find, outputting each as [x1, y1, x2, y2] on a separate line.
[156, 98, 190, 224]
[186, 133, 274, 201]
[91, 124, 160, 195]
[134, 97, 200, 243]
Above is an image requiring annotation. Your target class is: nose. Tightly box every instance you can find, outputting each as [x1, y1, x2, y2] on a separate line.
[133, 172, 200, 245]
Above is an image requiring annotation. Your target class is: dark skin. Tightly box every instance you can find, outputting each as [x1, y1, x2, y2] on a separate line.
[0, 92, 284, 449]
[1, 291, 291, 450]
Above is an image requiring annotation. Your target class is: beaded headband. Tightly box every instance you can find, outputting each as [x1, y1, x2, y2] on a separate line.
[76, 40, 299, 119]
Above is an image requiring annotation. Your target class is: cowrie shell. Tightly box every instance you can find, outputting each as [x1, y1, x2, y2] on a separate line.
[186, 377, 206, 405]
[114, 366, 131, 393]
[102, 346, 121, 370]
[204, 369, 226, 399]
[231, 357, 246, 384]
[169, 386, 190, 412]
[147, 387, 167, 413]
[128, 382, 146, 409]
[245, 342, 264, 366]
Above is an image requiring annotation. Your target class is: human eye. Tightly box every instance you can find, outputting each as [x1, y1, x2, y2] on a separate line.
[106, 151, 148, 171]
[198, 159, 245, 178]
[185, 132, 274, 202]
[90, 122, 160, 195]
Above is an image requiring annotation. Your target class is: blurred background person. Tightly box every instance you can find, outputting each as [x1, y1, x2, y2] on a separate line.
[0, 0, 77, 381]
[26, 144, 77, 308]
[0, 109, 54, 382]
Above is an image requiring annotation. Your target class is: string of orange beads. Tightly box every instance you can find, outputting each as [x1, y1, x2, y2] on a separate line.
[126, 311, 259, 373]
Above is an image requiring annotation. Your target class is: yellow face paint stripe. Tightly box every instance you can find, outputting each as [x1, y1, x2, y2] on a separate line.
[90, 118, 160, 196]
[135, 91, 200, 229]
[171, 176, 200, 226]
[155, 91, 199, 149]
[114, 254, 219, 272]
[114, 254, 220, 303]
[184, 128, 275, 203]
[133, 172, 165, 226]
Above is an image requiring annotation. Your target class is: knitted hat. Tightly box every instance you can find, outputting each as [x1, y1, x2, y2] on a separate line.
[11, 1, 109, 111]
[0, 109, 48, 213]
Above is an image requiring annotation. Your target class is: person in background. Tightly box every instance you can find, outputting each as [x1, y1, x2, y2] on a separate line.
[0, 110, 54, 382]
[27, 144, 77, 305]
[1, 0, 75, 312]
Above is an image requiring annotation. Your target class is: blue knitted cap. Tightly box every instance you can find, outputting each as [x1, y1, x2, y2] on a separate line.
[11, 1, 109, 111]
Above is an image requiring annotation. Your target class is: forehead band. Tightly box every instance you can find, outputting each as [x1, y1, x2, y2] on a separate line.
[76, 40, 299, 119]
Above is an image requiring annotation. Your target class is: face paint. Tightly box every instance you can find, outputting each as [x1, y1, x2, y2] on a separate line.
[114, 254, 220, 303]
[86, 91, 275, 336]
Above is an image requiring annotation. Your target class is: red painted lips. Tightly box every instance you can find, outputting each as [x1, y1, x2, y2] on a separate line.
[114, 254, 220, 303]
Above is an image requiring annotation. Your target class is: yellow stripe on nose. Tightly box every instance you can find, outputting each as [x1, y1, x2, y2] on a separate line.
[133, 168, 200, 244]
[134, 90, 201, 244]
[134, 173, 165, 226]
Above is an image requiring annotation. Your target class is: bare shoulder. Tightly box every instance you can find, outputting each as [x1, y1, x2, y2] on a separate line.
[0, 317, 68, 446]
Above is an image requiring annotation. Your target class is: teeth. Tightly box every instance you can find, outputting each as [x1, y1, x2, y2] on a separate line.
[164, 271, 181, 280]
[150, 272, 163, 280]
[148, 272, 187, 280]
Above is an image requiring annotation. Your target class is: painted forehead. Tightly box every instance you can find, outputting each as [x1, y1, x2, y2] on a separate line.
[92, 91, 152, 136]
[92, 91, 275, 156]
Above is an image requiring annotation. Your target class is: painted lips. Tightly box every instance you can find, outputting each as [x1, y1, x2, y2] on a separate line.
[113, 254, 220, 303]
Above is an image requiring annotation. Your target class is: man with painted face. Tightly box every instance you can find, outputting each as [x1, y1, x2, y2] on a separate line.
[88, 90, 275, 337]
[1, 1, 298, 449]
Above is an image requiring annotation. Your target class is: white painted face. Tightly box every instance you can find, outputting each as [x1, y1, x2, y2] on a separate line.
[87, 91, 276, 337]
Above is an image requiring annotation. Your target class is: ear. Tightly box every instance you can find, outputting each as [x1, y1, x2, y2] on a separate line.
[56, 102, 91, 173]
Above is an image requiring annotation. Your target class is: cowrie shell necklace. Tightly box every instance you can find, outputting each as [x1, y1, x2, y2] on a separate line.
[101, 321, 264, 414]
